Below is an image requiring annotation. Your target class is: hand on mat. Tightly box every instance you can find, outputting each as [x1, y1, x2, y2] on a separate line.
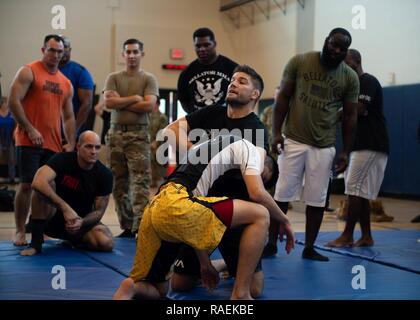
[200, 263, 220, 292]
[279, 222, 295, 254]
[65, 217, 83, 234]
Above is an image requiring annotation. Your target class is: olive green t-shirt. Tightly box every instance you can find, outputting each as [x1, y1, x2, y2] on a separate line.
[282, 51, 359, 147]
[104, 70, 159, 125]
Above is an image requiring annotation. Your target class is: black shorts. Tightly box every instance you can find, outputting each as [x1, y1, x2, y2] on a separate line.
[173, 226, 262, 278]
[43, 211, 101, 245]
[16, 146, 55, 183]
[144, 241, 182, 283]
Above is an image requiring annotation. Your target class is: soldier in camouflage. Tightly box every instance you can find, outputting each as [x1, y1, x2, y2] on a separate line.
[260, 86, 280, 160]
[104, 38, 159, 238]
[149, 99, 168, 187]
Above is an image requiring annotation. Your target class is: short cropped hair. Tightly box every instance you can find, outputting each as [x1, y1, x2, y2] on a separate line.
[233, 64, 264, 98]
[193, 28, 215, 42]
[43, 34, 64, 47]
[329, 27, 352, 45]
[348, 48, 362, 64]
[123, 38, 144, 51]
[263, 154, 279, 190]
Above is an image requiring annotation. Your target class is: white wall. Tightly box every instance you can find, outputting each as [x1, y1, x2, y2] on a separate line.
[313, 0, 420, 86]
[0, 0, 112, 96]
[110, 0, 236, 90]
[296, 0, 315, 54]
[0, 0, 235, 96]
[1, 0, 419, 101]
[222, 0, 299, 100]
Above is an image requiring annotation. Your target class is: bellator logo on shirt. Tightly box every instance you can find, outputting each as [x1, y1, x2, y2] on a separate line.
[195, 78, 223, 106]
[189, 71, 231, 107]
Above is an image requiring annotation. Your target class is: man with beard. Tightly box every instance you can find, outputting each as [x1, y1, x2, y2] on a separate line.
[267, 28, 359, 261]
[177, 27, 238, 114]
[165, 65, 280, 297]
[326, 49, 389, 248]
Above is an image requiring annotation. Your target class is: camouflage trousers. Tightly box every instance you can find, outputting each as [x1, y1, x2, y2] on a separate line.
[106, 127, 151, 233]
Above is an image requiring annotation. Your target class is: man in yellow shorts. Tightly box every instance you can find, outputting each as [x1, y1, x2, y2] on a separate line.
[113, 135, 295, 300]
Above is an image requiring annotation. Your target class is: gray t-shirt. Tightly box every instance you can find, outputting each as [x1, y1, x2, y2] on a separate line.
[282, 51, 359, 148]
[104, 70, 159, 125]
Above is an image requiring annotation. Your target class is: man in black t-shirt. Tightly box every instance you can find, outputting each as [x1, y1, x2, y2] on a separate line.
[21, 131, 114, 256]
[177, 27, 238, 114]
[327, 49, 389, 248]
[166, 65, 281, 298]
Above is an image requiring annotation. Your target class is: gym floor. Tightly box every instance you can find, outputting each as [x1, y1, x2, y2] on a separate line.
[1, 185, 419, 242]
[1, 143, 419, 301]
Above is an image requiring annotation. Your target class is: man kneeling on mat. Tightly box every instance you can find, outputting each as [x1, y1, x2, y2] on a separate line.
[20, 131, 114, 256]
[113, 135, 295, 300]
[170, 155, 280, 298]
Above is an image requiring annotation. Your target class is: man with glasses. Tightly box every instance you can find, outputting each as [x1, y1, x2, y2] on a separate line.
[20, 131, 114, 256]
[8, 34, 76, 246]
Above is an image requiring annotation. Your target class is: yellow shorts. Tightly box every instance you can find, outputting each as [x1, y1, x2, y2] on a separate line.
[130, 182, 229, 282]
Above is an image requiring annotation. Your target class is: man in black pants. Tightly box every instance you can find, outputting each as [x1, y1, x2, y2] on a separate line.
[21, 131, 114, 256]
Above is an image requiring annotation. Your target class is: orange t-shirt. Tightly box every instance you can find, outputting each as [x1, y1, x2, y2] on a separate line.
[14, 60, 72, 152]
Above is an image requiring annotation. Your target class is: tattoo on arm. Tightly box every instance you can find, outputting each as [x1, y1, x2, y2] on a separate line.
[82, 195, 110, 228]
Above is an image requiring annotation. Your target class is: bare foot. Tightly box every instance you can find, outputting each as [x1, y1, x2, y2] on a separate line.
[325, 236, 354, 248]
[113, 278, 136, 300]
[230, 293, 254, 300]
[13, 231, 28, 246]
[20, 247, 38, 256]
[354, 238, 374, 247]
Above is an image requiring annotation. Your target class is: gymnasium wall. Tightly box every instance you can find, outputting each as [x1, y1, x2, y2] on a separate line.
[313, 0, 420, 87]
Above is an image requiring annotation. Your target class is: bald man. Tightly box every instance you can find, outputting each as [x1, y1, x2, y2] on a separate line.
[21, 131, 114, 256]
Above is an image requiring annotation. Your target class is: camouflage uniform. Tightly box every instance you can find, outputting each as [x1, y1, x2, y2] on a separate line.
[149, 110, 168, 186]
[104, 69, 159, 233]
[260, 104, 277, 160]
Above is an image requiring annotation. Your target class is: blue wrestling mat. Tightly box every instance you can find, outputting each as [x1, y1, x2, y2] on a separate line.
[1, 231, 419, 300]
[295, 230, 420, 274]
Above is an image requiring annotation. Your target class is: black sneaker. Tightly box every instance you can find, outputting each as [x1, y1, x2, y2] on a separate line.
[262, 243, 278, 258]
[117, 229, 136, 238]
[302, 247, 329, 261]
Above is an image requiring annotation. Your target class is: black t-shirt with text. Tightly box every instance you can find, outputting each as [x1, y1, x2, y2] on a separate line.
[353, 73, 389, 154]
[177, 55, 238, 114]
[186, 105, 269, 152]
[47, 152, 113, 217]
